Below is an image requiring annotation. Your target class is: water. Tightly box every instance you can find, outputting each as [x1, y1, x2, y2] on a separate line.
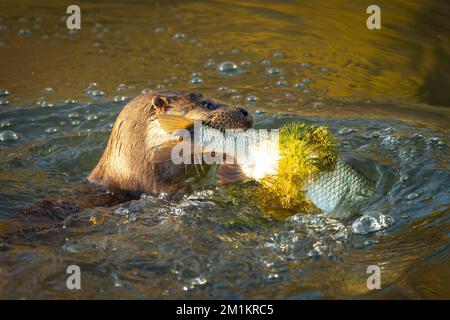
[0, 0, 449, 299]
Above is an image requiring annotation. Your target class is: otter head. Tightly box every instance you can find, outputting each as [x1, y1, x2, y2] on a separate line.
[88, 89, 253, 195]
[149, 91, 252, 130]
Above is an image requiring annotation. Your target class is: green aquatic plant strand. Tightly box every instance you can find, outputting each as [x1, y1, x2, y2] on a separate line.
[260, 122, 338, 212]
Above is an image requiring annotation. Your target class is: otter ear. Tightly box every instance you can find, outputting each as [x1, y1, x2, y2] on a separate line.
[151, 96, 169, 112]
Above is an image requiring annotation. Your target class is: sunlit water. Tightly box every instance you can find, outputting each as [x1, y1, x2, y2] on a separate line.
[0, 0, 449, 299]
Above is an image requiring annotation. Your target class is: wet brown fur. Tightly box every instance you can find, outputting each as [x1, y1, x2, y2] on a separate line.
[88, 89, 253, 195]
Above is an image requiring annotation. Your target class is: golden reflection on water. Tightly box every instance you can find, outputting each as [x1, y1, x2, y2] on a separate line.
[0, 0, 449, 300]
[0, 0, 448, 115]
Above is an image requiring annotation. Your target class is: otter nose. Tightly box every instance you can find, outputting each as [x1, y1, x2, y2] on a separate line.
[237, 107, 253, 128]
[237, 107, 249, 117]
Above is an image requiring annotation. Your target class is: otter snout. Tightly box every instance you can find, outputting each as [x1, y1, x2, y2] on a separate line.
[207, 106, 253, 130]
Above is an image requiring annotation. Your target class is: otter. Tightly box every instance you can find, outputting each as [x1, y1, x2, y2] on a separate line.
[18, 90, 252, 221]
[88, 89, 253, 196]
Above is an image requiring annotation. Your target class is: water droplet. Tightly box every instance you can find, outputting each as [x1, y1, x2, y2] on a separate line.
[272, 52, 285, 58]
[407, 192, 419, 200]
[189, 77, 204, 85]
[352, 211, 394, 234]
[0, 121, 11, 128]
[172, 33, 186, 40]
[254, 109, 265, 114]
[300, 62, 311, 69]
[0, 89, 10, 97]
[218, 61, 239, 74]
[86, 90, 105, 97]
[43, 87, 54, 93]
[293, 83, 305, 89]
[0, 99, 9, 105]
[0, 130, 19, 141]
[247, 95, 258, 103]
[364, 240, 374, 247]
[18, 28, 32, 36]
[240, 60, 251, 67]
[86, 114, 98, 121]
[261, 59, 271, 65]
[274, 80, 287, 86]
[266, 67, 281, 75]
[113, 95, 127, 102]
[154, 27, 164, 33]
[114, 207, 129, 216]
[40, 101, 54, 107]
[45, 127, 58, 134]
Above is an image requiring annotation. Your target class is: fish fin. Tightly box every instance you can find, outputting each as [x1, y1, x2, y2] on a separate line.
[152, 141, 206, 164]
[216, 159, 248, 185]
[152, 142, 179, 163]
[157, 114, 195, 132]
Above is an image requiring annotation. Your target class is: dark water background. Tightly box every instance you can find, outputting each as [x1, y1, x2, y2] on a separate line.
[0, 0, 449, 299]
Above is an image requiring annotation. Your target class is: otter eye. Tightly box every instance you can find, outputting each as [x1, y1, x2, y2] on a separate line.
[203, 102, 218, 110]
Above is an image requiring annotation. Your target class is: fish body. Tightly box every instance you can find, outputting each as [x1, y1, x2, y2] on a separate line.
[198, 125, 280, 180]
[157, 114, 374, 215]
[305, 159, 375, 216]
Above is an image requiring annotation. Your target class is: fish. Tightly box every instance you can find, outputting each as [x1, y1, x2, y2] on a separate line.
[304, 158, 375, 217]
[156, 114, 375, 216]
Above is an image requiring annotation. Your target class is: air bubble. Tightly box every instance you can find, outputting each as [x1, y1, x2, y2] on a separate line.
[218, 61, 239, 74]
[86, 90, 105, 97]
[300, 62, 311, 69]
[274, 80, 288, 86]
[46, 127, 58, 134]
[18, 28, 32, 36]
[0, 130, 19, 141]
[189, 77, 204, 85]
[43, 87, 55, 93]
[352, 211, 393, 234]
[272, 52, 285, 58]
[407, 192, 419, 200]
[172, 33, 186, 40]
[266, 67, 281, 75]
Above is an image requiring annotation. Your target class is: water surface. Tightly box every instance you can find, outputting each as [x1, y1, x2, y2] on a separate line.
[0, 0, 449, 299]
